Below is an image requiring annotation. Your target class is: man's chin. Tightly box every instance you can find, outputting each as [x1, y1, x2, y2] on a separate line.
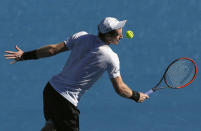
[115, 41, 120, 45]
[110, 41, 119, 45]
[112, 43, 118, 45]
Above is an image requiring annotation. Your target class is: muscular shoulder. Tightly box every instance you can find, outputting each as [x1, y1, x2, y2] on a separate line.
[100, 46, 120, 78]
[99, 45, 119, 64]
[65, 31, 97, 49]
[71, 31, 88, 39]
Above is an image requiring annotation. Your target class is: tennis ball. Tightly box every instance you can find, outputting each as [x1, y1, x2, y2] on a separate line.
[126, 30, 134, 39]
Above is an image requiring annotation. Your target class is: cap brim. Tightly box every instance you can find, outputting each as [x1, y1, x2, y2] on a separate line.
[113, 20, 127, 30]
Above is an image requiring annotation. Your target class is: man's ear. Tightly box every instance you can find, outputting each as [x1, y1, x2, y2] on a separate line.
[105, 33, 111, 38]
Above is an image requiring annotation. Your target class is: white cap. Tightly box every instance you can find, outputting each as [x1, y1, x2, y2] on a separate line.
[98, 17, 127, 34]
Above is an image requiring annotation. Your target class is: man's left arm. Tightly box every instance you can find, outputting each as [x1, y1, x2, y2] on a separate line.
[4, 42, 69, 64]
[36, 42, 69, 58]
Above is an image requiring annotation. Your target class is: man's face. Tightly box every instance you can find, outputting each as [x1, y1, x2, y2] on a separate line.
[108, 28, 123, 45]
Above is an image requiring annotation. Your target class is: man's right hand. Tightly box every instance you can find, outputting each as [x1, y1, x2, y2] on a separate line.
[4, 45, 24, 64]
[138, 92, 149, 103]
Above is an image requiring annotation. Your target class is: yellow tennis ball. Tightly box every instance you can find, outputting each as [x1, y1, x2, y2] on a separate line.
[126, 30, 134, 39]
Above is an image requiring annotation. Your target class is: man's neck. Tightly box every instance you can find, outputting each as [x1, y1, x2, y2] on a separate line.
[98, 36, 110, 45]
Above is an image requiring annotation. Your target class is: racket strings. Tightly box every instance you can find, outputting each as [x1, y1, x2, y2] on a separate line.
[165, 59, 196, 88]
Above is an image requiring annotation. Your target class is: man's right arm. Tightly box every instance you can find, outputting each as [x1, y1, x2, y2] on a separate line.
[110, 75, 149, 103]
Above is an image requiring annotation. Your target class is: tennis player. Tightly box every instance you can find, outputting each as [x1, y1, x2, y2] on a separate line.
[4, 17, 149, 131]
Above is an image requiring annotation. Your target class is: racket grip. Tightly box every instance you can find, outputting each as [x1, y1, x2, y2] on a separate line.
[145, 89, 154, 95]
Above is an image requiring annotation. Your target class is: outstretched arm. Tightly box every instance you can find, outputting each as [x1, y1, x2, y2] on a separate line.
[4, 42, 68, 64]
[110, 76, 149, 103]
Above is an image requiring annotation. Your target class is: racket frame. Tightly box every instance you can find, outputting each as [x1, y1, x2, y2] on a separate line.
[164, 57, 197, 89]
[145, 57, 197, 95]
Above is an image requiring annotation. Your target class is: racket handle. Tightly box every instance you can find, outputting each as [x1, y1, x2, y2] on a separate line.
[145, 89, 154, 95]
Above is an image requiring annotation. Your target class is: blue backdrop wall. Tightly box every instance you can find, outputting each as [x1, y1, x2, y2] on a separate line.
[1, 0, 201, 130]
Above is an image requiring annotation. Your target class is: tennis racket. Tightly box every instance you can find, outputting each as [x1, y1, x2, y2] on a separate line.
[145, 57, 197, 95]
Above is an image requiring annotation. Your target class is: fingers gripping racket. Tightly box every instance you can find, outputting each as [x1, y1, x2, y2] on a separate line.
[145, 57, 197, 95]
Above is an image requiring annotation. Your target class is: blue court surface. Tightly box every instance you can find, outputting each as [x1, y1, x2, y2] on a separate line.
[1, 0, 201, 131]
